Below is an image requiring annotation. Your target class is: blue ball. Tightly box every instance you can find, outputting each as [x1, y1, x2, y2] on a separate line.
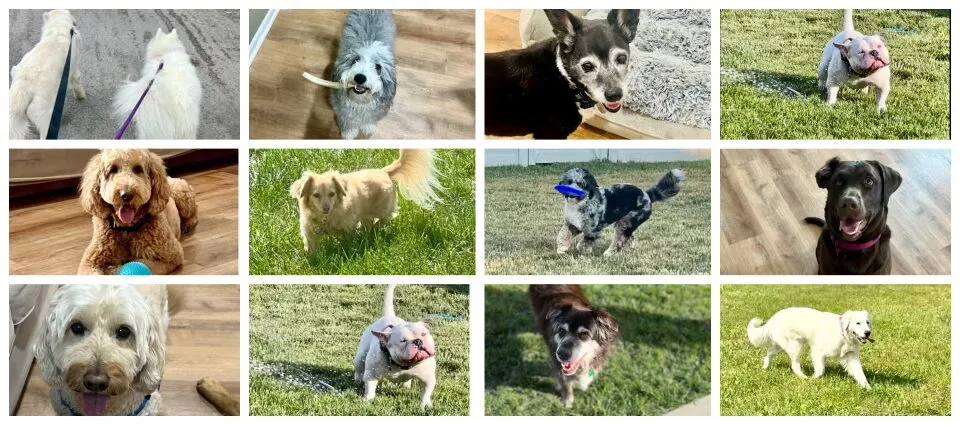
[118, 262, 153, 276]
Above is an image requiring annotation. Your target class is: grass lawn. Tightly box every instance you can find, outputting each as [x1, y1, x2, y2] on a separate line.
[720, 9, 950, 139]
[484, 160, 710, 275]
[720, 285, 951, 416]
[249, 149, 475, 275]
[485, 284, 711, 416]
[249, 284, 470, 416]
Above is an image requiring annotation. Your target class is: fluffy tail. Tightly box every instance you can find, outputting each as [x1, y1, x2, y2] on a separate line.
[383, 284, 397, 318]
[747, 318, 771, 347]
[169, 177, 199, 235]
[804, 217, 826, 227]
[383, 149, 444, 209]
[842, 9, 855, 33]
[647, 169, 686, 202]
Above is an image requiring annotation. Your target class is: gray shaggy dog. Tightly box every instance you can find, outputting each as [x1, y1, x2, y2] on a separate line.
[330, 10, 397, 139]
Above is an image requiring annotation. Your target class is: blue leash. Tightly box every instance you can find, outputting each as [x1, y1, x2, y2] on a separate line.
[115, 62, 164, 139]
[45, 28, 74, 140]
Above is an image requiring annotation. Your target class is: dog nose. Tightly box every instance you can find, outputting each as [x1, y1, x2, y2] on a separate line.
[412, 338, 423, 348]
[120, 191, 134, 202]
[354, 74, 366, 85]
[864, 330, 872, 337]
[841, 196, 859, 211]
[870, 50, 880, 58]
[83, 371, 109, 393]
[604, 88, 623, 102]
[556, 348, 572, 362]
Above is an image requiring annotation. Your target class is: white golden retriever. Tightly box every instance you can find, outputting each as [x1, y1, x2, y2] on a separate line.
[747, 307, 874, 389]
[9, 9, 85, 139]
[34, 285, 182, 415]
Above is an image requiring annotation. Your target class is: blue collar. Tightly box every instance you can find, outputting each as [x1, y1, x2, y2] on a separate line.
[58, 389, 151, 416]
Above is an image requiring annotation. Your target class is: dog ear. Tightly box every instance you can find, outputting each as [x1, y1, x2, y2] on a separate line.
[420, 319, 433, 331]
[289, 173, 312, 199]
[866, 160, 902, 206]
[372, 329, 393, 348]
[79, 151, 113, 219]
[840, 310, 853, 332]
[332, 174, 347, 198]
[544, 9, 582, 53]
[34, 292, 65, 388]
[546, 305, 571, 323]
[815, 157, 841, 189]
[145, 151, 172, 217]
[132, 299, 167, 394]
[607, 9, 640, 42]
[593, 309, 620, 343]
[834, 38, 854, 56]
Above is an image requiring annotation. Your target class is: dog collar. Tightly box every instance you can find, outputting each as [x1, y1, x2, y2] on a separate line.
[57, 389, 151, 416]
[841, 55, 871, 78]
[834, 234, 882, 254]
[380, 344, 413, 370]
[555, 45, 597, 109]
[107, 213, 152, 232]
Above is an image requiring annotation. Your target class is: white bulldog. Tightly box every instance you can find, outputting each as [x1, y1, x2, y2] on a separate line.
[818, 9, 892, 113]
[354, 284, 437, 409]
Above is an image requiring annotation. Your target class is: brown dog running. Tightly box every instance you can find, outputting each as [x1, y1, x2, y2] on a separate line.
[529, 285, 618, 408]
[804, 157, 902, 274]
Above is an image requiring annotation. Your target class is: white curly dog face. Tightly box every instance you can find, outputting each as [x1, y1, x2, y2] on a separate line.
[35, 285, 167, 415]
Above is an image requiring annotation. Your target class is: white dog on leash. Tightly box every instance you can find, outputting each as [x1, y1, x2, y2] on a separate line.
[9, 9, 86, 139]
[747, 307, 874, 389]
[114, 28, 202, 139]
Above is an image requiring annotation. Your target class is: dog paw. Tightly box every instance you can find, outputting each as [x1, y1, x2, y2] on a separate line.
[420, 400, 433, 409]
[877, 104, 888, 114]
[341, 128, 360, 140]
[361, 124, 378, 137]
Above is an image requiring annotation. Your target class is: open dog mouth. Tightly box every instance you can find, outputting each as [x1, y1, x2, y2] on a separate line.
[351, 86, 369, 95]
[81, 392, 111, 416]
[116, 204, 137, 225]
[856, 335, 875, 344]
[560, 356, 585, 376]
[839, 216, 868, 240]
[602, 102, 622, 113]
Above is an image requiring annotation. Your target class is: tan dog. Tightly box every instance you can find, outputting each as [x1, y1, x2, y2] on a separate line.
[288, 149, 443, 254]
[78, 149, 198, 275]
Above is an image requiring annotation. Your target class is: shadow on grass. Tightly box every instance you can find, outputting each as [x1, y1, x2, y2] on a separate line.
[251, 360, 356, 394]
[307, 226, 400, 270]
[485, 286, 710, 395]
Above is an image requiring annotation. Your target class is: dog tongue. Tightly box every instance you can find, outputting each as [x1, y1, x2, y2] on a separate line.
[82, 393, 110, 416]
[118, 206, 135, 224]
[840, 218, 864, 235]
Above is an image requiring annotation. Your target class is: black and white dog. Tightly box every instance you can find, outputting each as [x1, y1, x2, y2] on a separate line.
[557, 167, 685, 256]
[485, 9, 640, 139]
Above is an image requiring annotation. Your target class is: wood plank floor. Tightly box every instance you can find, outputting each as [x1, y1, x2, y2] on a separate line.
[15, 285, 241, 416]
[250, 9, 476, 140]
[484, 10, 626, 140]
[720, 150, 951, 275]
[9, 166, 239, 275]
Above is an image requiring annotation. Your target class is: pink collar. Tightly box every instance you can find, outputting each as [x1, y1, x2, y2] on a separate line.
[839, 317, 846, 337]
[835, 234, 881, 254]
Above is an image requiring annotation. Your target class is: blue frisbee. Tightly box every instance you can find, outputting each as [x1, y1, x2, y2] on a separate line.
[118, 262, 153, 276]
[555, 185, 587, 197]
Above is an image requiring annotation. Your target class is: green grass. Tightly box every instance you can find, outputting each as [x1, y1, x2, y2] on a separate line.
[484, 160, 710, 275]
[720, 285, 951, 416]
[249, 149, 475, 275]
[720, 9, 950, 139]
[249, 284, 470, 416]
[485, 284, 711, 416]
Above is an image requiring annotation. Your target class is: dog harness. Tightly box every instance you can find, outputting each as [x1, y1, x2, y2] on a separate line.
[834, 234, 882, 255]
[57, 389, 151, 416]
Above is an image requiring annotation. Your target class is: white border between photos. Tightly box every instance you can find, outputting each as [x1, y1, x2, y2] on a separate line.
[0, 0, 956, 423]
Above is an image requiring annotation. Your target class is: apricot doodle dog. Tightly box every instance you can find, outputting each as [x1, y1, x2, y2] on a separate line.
[78, 149, 198, 275]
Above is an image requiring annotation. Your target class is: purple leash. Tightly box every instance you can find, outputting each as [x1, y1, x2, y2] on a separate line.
[115, 62, 163, 139]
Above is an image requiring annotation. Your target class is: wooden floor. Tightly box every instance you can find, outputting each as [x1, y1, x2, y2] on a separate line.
[484, 10, 626, 141]
[720, 150, 951, 275]
[250, 9, 476, 140]
[15, 285, 241, 416]
[9, 166, 239, 275]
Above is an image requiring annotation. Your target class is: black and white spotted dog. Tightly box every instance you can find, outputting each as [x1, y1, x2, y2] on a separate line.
[557, 168, 685, 256]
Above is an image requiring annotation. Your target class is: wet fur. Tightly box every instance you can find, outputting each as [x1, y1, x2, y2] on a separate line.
[556, 167, 685, 256]
[530, 284, 618, 408]
[78, 149, 198, 275]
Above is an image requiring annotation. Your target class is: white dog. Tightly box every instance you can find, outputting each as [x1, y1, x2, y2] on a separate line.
[114, 28, 202, 139]
[747, 307, 874, 389]
[9, 9, 85, 139]
[34, 285, 181, 415]
[818, 9, 892, 112]
[354, 284, 437, 409]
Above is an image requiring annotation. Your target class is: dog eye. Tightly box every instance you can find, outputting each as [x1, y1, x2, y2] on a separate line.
[578, 331, 590, 341]
[616, 54, 627, 65]
[108, 165, 119, 175]
[581, 62, 595, 72]
[116, 325, 132, 340]
[70, 322, 86, 336]
[864, 178, 874, 187]
[132, 165, 144, 174]
[835, 178, 844, 187]
[376, 64, 382, 75]
[312, 193, 320, 198]
[328, 192, 336, 197]
[351, 56, 360, 65]
[557, 328, 567, 336]
[856, 322, 861, 325]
